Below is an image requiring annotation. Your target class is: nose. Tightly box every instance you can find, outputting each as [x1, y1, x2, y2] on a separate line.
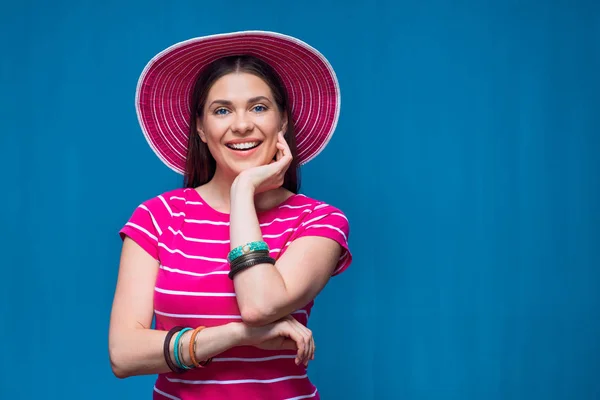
[231, 111, 254, 135]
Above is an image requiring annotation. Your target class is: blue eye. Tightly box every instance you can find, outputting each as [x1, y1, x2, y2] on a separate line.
[253, 105, 267, 112]
[215, 108, 229, 115]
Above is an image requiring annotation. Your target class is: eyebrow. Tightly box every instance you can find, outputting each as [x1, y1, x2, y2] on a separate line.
[208, 96, 273, 108]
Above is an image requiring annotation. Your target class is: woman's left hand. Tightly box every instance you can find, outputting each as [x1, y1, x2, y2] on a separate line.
[234, 131, 293, 194]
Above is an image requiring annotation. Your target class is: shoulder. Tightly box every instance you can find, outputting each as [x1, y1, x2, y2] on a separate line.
[282, 194, 350, 234]
[290, 194, 348, 218]
[285, 194, 352, 275]
[136, 188, 196, 215]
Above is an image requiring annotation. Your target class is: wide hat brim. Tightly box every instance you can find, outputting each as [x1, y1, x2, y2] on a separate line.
[135, 30, 341, 174]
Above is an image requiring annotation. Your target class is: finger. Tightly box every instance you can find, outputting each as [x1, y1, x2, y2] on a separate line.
[280, 132, 292, 154]
[285, 322, 305, 365]
[276, 131, 290, 155]
[305, 331, 314, 366]
[288, 318, 311, 365]
[285, 320, 308, 365]
[298, 324, 312, 365]
[276, 320, 303, 364]
[301, 327, 311, 366]
[275, 145, 284, 162]
[305, 334, 313, 365]
[281, 141, 293, 165]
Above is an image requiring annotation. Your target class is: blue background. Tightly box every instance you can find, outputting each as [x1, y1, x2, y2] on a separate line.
[1, 1, 599, 399]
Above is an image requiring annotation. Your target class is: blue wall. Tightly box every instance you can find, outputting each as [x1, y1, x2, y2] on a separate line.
[1, 1, 599, 398]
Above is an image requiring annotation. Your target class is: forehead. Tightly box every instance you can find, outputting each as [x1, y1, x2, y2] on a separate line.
[207, 72, 273, 100]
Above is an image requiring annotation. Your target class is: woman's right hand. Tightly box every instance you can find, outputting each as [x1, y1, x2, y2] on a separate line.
[239, 316, 315, 366]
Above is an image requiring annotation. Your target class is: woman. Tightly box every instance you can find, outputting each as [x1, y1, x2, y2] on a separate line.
[109, 31, 352, 400]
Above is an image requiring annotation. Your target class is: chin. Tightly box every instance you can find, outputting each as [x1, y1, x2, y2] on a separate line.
[229, 159, 268, 174]
[218, 146, 276, 176]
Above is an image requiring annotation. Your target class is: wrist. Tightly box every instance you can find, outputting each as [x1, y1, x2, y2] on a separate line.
[229, 322, 250, 346]
[231, 175, 255, 196]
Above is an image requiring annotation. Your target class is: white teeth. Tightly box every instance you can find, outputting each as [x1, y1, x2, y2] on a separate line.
[228, 141, 260, 150]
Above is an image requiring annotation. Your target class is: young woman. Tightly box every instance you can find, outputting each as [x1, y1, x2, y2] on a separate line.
[109, 31, 352, 399]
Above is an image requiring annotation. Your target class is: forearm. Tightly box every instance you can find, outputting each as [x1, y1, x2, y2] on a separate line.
[229, 180, 291, 324]
[109, 322, 242, 378]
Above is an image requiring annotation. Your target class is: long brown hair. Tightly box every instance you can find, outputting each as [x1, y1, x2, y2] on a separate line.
[183, 55, 300, 193]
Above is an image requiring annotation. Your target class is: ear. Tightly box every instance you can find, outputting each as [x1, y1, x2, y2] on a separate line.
[196, 117, 207, 143]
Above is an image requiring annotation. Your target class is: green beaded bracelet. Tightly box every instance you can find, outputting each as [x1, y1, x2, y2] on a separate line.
[228, 241, 269, 263]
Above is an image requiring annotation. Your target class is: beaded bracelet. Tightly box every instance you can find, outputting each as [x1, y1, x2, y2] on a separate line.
[228, 241, 269, 263]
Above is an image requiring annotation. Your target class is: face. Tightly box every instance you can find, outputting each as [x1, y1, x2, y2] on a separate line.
[197, 72, 287, 178]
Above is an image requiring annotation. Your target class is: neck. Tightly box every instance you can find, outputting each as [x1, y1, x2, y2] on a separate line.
[206, 167, 237, 206]
[199, 168, 289, 214]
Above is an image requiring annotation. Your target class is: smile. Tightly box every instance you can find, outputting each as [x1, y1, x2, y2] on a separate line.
[225, 141, 262, 151]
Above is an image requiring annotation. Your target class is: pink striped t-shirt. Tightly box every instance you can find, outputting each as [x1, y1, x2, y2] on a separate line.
[119, 187, 352, 400]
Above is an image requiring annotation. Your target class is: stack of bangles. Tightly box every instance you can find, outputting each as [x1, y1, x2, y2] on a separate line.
[163, 326, 213, 373]
[228, 241, 276, 279]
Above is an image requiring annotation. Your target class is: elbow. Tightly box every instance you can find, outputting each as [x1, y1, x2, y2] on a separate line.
[109, 345, 133, 379]
[111, 363, 130, 380]
[240, 306, 279, 327]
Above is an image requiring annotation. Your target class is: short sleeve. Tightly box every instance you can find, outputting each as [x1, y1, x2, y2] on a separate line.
[293, 204, 352, 276]
[119, 196, 170, 261]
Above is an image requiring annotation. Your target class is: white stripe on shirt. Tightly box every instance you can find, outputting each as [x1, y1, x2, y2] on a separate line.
[284, 389, 319, 400]
[155, 287, 236, 297]
[301, 214, 328, 226]
[153, 386, 180, 400]
[259, 210, 311, 227]
[279, 203, 313, 209]
[166, 374, 308, 385]
[158, 195, 174, 215]
[159, 265, 229, 277]
[168, 226, 230, 243]
[305, 224, 348, 242]
[140, 204, 163, 235]
[331, 212, 349, 221]
[154, 310, 243, 319]
[154, 309, 308, 319]
[213, 355, 297, 363]
[169, 195, 203, 205]
[182, 210, 311, 228]
[184, 218, 230, 226]
[158, 243, 227, 263]
[124, 222, 157, 242]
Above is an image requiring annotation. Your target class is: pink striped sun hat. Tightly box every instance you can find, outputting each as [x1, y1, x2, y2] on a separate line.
[135, 30, 341, 174]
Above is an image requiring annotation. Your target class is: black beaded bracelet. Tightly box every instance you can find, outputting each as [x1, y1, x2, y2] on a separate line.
[228, 255, 276, 279]
[163, 326, 186, 374]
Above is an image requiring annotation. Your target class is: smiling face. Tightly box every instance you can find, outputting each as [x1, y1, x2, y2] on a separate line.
[197, 72, 288, 180]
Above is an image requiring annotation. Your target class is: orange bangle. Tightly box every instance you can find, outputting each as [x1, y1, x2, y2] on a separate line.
[189, 326, 208, 368]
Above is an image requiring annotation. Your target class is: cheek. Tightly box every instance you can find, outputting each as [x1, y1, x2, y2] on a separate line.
[201, 126, 226, 145]
[201, 131, 224, 158]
